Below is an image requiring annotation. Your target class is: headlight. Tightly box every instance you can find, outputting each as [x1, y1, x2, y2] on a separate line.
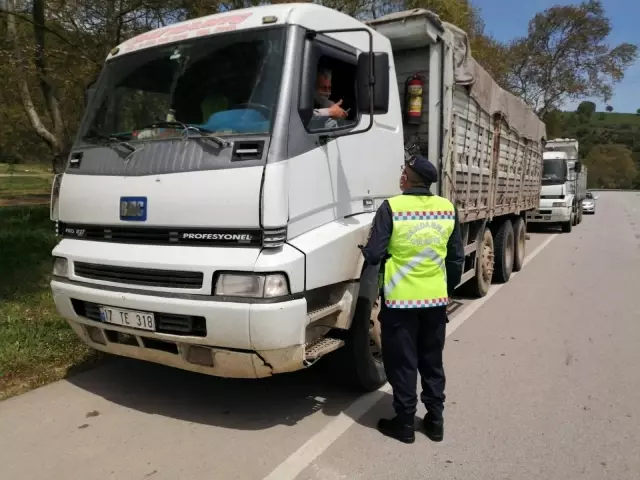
[552, 202, 568, 207]
[52, 257, 69, 278]
[214, 273, 290, 298]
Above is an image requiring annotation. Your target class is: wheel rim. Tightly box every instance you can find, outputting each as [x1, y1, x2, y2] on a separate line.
[481, 237, 494, 284]
[369, 298, 383, 362]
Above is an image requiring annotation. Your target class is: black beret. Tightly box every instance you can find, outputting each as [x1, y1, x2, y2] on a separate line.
[406, 154, 438, 184]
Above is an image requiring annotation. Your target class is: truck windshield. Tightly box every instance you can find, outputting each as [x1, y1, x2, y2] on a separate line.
[542, 159, 568, 185]
[82, 27, 285, 143]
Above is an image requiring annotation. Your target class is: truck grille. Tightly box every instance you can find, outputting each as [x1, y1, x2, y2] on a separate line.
[74, 262, 203, 289]
[71, 300, 207, 337]
[57, 223, 263, 247]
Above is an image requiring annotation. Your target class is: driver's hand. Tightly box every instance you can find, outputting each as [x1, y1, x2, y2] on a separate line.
[328, 100, 348, 119]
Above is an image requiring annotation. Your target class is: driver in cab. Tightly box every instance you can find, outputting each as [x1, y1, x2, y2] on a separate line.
[311, 68, 349, 129]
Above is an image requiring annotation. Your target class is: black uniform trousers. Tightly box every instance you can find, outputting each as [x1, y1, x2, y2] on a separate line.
[379, 305, 447, 421]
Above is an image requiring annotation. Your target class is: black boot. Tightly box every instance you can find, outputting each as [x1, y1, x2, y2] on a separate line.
[377, 416, 415, 444]
[422, 414, 444, 442]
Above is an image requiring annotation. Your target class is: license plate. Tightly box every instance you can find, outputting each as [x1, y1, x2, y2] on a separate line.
[100, 306, 155, 331]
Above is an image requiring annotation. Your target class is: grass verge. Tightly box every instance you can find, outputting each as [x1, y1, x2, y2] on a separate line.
[0, 206, 100, 400]
[0, 175, 53, 198]
[0, 163, 52, 175]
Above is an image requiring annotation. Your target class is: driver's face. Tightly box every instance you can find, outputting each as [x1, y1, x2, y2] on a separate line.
[316, 75, 331, 99]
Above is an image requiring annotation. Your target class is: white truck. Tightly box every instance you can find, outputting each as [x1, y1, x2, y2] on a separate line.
[526, 138, 587, 233]
[49, 4, 545, 391]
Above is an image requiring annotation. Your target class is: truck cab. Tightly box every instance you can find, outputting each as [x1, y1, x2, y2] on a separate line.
[50, 4, 401, 391]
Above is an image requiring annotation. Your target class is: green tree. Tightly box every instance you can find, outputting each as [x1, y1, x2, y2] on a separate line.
[584, 144, 637, 189]
[576, 101, 596, 122]
[505, 0, 638, 116]
[541, 109, 566, 138]
[606, 105, 614, 112]
[1, 0, 191, 170]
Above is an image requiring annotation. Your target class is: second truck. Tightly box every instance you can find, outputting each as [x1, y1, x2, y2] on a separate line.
[49, 4, 546, 391]
[527, 138, 587, 233]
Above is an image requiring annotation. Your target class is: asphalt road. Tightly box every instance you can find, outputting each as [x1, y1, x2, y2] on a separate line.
[1, 192, 638, 480]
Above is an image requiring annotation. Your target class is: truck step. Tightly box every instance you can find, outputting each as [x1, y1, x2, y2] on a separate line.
[304, 337, 345, 361]
[307, 303, 342, 323]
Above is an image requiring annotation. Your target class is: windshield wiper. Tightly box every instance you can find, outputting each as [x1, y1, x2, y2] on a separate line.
[83, 130, 135, 153]
[134, 121, 230, 148]
[184, 126, 230, 148]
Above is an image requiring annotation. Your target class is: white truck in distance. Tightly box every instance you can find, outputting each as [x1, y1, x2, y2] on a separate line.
[50, 4, 545, 391]
[527, 138, 587, 233]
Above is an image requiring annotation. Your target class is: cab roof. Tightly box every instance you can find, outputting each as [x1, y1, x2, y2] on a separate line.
[109, 3, 384, 59]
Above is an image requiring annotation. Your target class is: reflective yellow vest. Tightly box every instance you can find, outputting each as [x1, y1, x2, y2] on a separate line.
[383, 194, 456, 308]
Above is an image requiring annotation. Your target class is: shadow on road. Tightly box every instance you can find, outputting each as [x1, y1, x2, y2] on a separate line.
[66, 355, 390, 431]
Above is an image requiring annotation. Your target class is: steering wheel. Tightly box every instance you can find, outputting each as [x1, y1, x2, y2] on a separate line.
[231, 102, 272, 119]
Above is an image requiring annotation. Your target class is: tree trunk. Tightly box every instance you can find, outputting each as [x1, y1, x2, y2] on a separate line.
[33, 0, 67, 148]
[6, 1, 60, 147]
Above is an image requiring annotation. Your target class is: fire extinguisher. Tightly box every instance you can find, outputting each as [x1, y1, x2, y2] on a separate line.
[404, 74, 424, 125]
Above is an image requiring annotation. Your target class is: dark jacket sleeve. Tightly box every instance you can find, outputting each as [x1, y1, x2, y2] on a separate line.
[360, 200, 393, 266]
[446, 206, 465, 295]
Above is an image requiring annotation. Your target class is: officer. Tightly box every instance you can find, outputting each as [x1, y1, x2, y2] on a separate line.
[359, 153, 464, 444]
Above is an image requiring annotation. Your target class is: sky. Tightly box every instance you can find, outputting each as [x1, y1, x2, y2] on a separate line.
[473, 0, 640, 113]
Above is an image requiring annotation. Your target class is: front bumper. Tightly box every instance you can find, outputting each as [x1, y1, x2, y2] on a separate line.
[582, 203, 595, 213]
[526, 206, 572, 223]
[51, 278, 309, 378]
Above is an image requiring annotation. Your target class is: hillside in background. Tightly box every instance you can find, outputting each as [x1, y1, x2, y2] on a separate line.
[544, 106, 640, 189]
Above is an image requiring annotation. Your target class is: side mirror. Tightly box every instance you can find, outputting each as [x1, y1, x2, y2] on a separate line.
[357, 52, 389, 115]
[574, 161, 582, 173]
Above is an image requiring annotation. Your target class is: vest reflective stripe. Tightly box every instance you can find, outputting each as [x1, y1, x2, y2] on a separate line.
[383, 194, 455, 309]
[392, 211, 456, 221]
[385, 298, 449, 308]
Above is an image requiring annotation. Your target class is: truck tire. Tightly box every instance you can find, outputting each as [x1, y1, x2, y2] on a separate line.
[329, 295, 386, 392]
[512, 217, 526, 272]
[493, 219, 514, 283]
[577, 205, 583, 224]
[467, 228, 494, 297]
[561, 220, 572, 233]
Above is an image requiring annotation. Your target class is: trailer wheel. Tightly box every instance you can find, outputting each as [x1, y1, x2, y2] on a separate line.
[512, 217, 526, 272]
[329, 296, 386, 392]
[577, 205, 583, 224]
[468, 228, 494, 297]
[493, 219, 514, 284]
